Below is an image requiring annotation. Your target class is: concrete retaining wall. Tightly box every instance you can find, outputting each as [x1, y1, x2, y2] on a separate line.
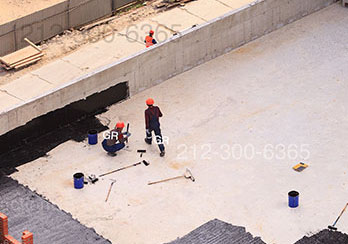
[0, 0, 335, 136]
[0, 0, 137, 56]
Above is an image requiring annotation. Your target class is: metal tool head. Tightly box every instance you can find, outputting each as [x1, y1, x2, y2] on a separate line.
[110, 179, 116, 184]
[137, 150, 146, 153]
[184, 168, 195, 182]
[142, 160, 150, 166]
[328, 225, 337, 231]
[88, 174, 98, 184]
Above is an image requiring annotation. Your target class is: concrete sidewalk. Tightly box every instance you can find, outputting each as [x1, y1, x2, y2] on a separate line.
[0, 0, 250, 116]
[11, 4, 348, 244]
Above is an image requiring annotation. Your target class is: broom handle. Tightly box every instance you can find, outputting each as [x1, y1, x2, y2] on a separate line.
[105, 182, 115, 202]
[99, 162, 140, 177]
[333, 203, 348, 225]
[148, 175, 184, 185]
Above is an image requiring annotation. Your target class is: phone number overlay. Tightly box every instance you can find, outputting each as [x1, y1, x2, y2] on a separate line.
[176, 144, 310, 161]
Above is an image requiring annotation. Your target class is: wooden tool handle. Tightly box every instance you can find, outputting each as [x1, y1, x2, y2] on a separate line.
[99, 162, 141, 177]
[105, 186, 112, 202]
[148, 175, 184, 185]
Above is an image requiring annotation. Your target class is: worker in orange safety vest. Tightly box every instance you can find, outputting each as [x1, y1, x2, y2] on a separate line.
[145, 30, 157, 48]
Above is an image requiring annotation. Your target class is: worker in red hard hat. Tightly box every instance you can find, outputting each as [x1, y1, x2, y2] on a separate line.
[144, 98, 165, 157]
[102, 121, 131, 157]
[145, 30, 157, 48]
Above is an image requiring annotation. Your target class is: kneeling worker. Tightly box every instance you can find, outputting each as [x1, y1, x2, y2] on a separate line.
[102, 122, 130, 156]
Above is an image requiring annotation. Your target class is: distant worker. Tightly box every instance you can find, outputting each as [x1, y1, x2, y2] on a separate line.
[102, 122, 130, 157]
[145, 30, 157, 48]
[144, 98, 165, 157]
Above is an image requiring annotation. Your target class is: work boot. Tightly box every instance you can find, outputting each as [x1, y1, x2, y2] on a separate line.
[107, 152, 117, 157]
[160, 151, 165, 157]
[144, 138, 152, 145]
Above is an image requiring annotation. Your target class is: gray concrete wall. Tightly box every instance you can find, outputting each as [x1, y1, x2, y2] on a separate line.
[0, 0, 334, 136]
[0, 0, 137, 56]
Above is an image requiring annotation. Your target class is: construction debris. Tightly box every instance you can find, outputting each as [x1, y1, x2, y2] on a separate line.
[155, 0, 196, 10]
[0, 38, 43, 70]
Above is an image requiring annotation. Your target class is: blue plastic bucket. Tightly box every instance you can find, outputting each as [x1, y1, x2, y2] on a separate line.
[73, 173, 84, 189]
[88, 130, 98, 145]
[288, 190, 299, 208]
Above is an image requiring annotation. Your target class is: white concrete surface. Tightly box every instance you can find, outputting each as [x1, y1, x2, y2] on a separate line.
[0, 0, 333, 136]
[11, 3, 348, 244]
[181, 0, 232, 21]
[0, 74, 54, 100]
[150, 8, 205, 32]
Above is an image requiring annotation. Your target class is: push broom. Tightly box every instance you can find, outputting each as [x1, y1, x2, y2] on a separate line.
[328, 203, 348, 231]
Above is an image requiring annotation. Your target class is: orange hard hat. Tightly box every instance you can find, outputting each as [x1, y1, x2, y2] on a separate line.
[149, 30, 154, 34]
[146, 98, 154, 105]
[116, 121, 125, 129]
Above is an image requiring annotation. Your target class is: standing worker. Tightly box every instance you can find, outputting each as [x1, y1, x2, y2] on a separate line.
[102, 122, 130, 157]
[145, 30, 157, 48]
[144, 98, 165, 157]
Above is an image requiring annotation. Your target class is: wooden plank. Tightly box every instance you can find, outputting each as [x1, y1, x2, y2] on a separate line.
[10, 53, 44, 68]
[0, 46, 40, 67]
[2, 64, 11, 71]
[24, 38, 42, 52]
[14, 57, 42, 70]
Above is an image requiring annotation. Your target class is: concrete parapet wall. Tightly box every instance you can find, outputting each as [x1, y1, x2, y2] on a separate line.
[0, 0, 334, 136]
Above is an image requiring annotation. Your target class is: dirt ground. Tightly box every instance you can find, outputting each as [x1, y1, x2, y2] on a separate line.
[0, 0, 166, 86]
[0, 0, 65, 24]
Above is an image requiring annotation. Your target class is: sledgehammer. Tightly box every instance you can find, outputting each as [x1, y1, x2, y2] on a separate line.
[328, 203, 348, 231]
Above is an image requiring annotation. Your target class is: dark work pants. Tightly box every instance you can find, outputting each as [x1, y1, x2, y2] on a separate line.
[146, 127, 165, 152]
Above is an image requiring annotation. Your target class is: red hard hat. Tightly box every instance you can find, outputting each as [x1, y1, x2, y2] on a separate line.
[116, 121, 125, 129]
[146, 98, 154, 105]
[149, 30, 154, 34]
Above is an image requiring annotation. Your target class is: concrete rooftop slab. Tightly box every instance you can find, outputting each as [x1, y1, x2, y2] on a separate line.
[9, 2, 348, 244]
[181, 0, 233, 21]
[0, 90, 22, 109]
[31, 59, 84, 86]
[217, 0, 252, 9]
[150, 7, 205, 32]
[1, 73, 54, 101]
[61, 35, 144, 71]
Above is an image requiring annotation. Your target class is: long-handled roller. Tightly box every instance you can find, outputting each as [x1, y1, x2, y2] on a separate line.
[148, 168, 195, 185]
[328, 203, 348, 231]
[99, 160, 150, 178]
